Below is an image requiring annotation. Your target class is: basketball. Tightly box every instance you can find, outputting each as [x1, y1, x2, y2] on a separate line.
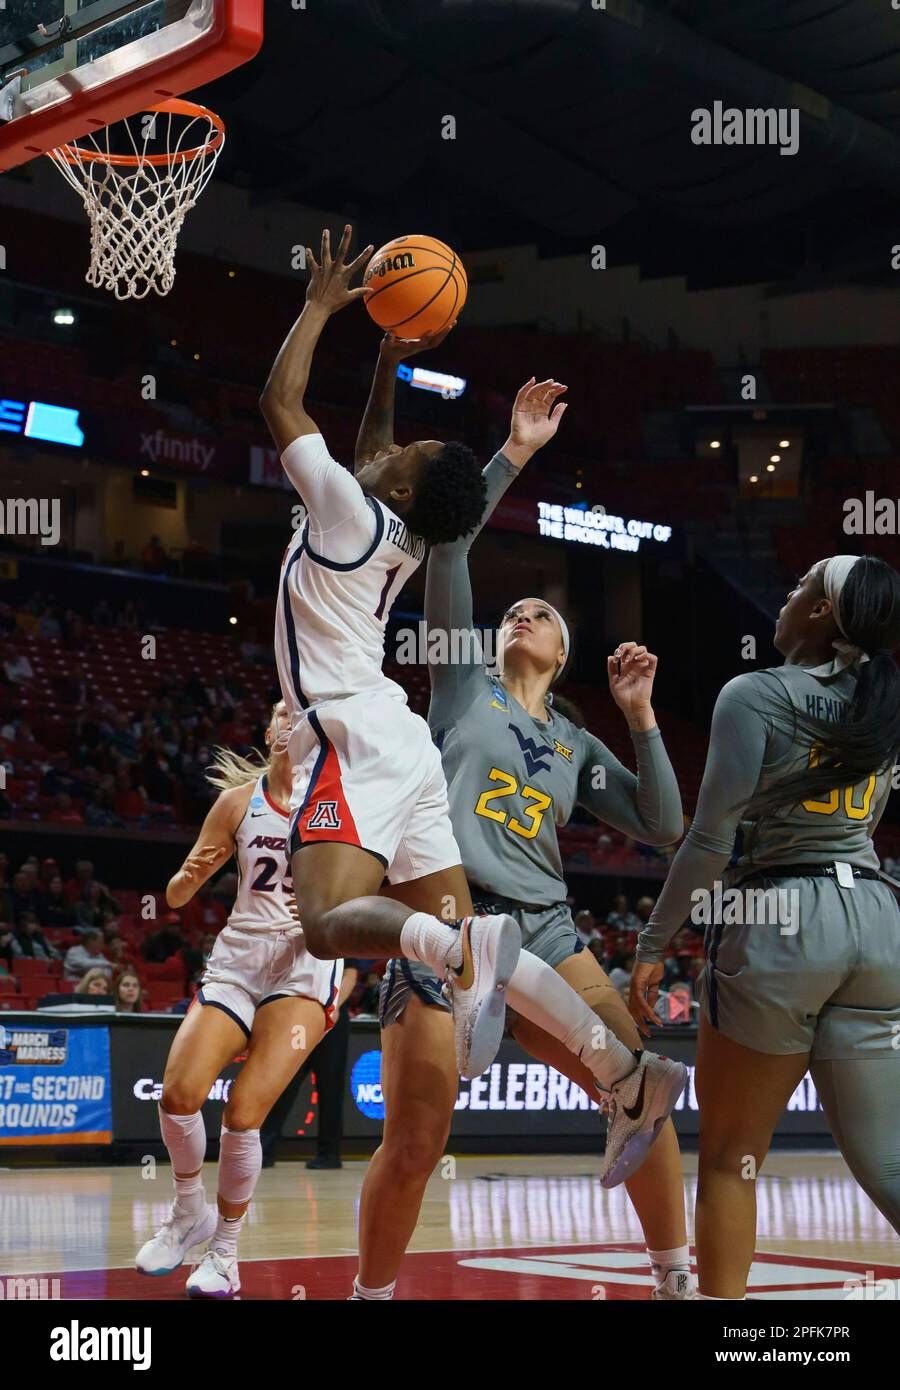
[363, 234, 467, 338]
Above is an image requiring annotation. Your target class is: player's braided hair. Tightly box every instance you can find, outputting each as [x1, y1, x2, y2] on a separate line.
[743, 556, 900, 819]
[405, 441, 487, 545]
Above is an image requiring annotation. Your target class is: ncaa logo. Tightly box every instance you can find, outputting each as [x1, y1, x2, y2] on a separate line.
[351, 1050, 384, 1120]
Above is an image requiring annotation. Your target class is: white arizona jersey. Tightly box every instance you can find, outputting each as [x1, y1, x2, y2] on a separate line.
[274, 433, 426, 724]
[227, 775, 294, 933]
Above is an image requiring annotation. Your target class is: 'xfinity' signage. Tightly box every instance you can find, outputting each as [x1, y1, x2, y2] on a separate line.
[538, 501, 672, 552]
[0, 398, 84, 448]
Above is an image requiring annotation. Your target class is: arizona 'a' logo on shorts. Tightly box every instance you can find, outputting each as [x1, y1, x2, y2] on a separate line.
[307, 800, 342, 830]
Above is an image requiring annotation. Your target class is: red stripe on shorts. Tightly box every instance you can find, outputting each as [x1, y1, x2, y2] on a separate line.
[297, 739, 362, 848]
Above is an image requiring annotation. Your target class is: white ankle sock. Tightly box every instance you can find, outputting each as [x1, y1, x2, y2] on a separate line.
[506, 951, 637, 1088]
[352, 1276, 395, 1301]
[158, 1106, 207, 1213]
[649, 1244, 691, 1284]
[211, 1212, 245, 1258]
[399, 911, 461, 974]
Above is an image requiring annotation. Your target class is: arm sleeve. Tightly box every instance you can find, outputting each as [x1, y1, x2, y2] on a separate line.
[281, 434, 376, 563]
[576, 726, 684, 846]
[425, 451, 520, 730]
[636, 677, 771, 963]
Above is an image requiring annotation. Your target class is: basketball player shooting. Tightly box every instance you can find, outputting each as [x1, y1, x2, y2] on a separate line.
[261, 223, 537, 1080]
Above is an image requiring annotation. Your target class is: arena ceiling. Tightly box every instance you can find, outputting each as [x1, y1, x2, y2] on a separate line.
[208, 0, 900, 289]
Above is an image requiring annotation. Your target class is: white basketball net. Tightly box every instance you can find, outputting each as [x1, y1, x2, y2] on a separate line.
[48, 104, 224, 300]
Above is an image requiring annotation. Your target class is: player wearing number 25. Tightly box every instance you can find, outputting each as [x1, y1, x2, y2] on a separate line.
[134, 699, 343, 1300]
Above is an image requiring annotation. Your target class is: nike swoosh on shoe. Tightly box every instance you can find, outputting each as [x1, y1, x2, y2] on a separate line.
[450, 917, 475, 991]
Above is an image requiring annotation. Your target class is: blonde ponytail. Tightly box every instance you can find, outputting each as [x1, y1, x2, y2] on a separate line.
[205, 745, 271, 793]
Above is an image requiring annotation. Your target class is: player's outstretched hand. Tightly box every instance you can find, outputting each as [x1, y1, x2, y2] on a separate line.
[607, 642, 657, 723]
[305, 224, 374, 315]
[629, 961, 664, 1037]
[506, 377, 567, 464]
[181, 843, 229, 883]
[380, 322, 456, 360]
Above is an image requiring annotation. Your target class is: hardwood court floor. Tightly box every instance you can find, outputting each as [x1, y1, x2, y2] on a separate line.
[1, 1152, 898, 1299]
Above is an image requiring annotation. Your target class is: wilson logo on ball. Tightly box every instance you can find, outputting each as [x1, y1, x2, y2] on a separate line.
[366, 252, 416, 280]
[364, 233, 468, 337]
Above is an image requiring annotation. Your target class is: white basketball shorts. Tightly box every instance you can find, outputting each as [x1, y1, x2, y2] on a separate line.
[199, 923, 343, 1038]
[287, 691, 462, 884]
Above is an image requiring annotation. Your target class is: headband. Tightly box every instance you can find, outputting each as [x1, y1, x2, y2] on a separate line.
[807, 555, 869, 678]
[494, 602, 570, 680]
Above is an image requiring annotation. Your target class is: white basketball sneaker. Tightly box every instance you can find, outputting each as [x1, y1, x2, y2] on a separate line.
[136, 1203, 217, 1276]
[444, 915, 521, 1080]
[652, 1269, 697, 1300]
[599, 1052, 688, 1188]
[186, 1248, 241, 1300]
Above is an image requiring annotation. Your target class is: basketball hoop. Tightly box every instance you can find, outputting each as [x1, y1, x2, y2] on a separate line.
[47, 98, 225, 301]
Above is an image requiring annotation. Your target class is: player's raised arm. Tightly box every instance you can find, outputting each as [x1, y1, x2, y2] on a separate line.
[165, 785, 245, 908]
[425, 378, 567, 722]
[260, 224, 373, 454]
[354, 326, 456, 473]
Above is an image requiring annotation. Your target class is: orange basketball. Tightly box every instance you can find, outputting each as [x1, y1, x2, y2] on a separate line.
[363, 234, 467, 338]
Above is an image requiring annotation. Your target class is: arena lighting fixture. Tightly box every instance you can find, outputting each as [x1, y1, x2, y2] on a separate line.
[779, 439, 790, 448]
[709, 440, 721, 449]
[140, 469, 150, 477]
[749, 475, 759, 484]
[770, 454, 781, 463]
[766, 463, 776, 473]
[53, 308, 76, 326]
[396, 363, 467, 398]
[228, 616, 238, 625]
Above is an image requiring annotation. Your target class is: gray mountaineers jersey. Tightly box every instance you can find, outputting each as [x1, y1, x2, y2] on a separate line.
[637, 662, 896, 962]
[426, 453, 684, 908]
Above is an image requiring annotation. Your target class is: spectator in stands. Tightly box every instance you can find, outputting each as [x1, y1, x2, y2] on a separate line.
[141, 535, 168, 575]
[38, 603, 62, 641]
[107, 938, 131, 968]
[85, 788, 126, 828]
[0, 925, 13, 972]
[607, 950, 636, 995]
[114, 969, 145, 1013]
[38, 874, 75, 929]
[74, 882, 119, 932]
[4, 651, 34, 684]
[107, 712, 139, 762]
[113, 769, 147, 822]
[168, 966, 203, 1015]
[142, 912, 185, 964]
[10, 869, 42, 924]
[606, 893, 640, 932]
[180, 881, 227, 939]
[12, 914, 61, 962]
[75, 967, 112, 997]
[91, 597, 114, 627]
[574, 908, 600, 945]
[64, 927, 112, 981]
[49, 791, 84, 825]
[635, 895, 656, 926]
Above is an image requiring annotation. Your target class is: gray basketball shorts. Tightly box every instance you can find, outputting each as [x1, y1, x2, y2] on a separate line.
[378, 892, 584, 1029]
[698, 876, 900, 1060]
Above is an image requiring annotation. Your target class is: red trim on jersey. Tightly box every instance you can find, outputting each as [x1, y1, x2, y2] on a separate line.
[297, 740, 362, 848]
[262, 780, 289, 819]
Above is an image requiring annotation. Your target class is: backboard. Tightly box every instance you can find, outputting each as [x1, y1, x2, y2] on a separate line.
[0, 0, 262, 171]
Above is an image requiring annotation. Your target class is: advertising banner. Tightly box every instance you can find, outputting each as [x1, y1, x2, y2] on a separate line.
[0, 1023, 112, 1145]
